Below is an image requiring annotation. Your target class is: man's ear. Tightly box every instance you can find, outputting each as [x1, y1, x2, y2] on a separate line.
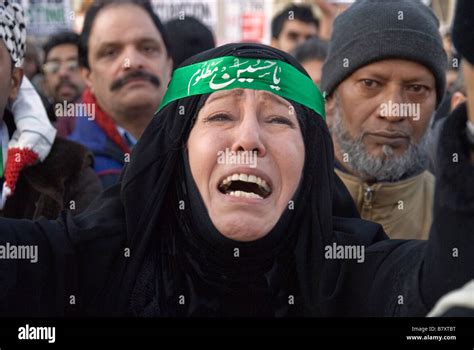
[165, 56, 173, 82]
[270, 37, 280, 49]
[81, 66, 93, 92]
[450, 91, 466, 112]
[8, 67, 24, 101]
[325, 93, 336, 129]
[463, 60, 474, 125]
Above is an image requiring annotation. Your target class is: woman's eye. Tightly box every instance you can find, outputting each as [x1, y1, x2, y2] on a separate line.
[268, 116, 294, 127]
[204, 113, 232, 122]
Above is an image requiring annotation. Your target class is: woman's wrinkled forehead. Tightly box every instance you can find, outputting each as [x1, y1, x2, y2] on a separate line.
[204, 89, 293, 109]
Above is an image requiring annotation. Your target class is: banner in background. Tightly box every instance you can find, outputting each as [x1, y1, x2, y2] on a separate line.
[241, 12, 265, 43]
[151, 0, 217, 30]
[222, 0, 269, 45]
[21, 0, 73, 37]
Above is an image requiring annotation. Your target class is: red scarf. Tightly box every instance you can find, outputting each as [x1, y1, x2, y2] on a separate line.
[82, 88, 131, 154]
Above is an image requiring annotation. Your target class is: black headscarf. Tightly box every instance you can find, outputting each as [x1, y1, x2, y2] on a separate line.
[100, 43, 361, 317]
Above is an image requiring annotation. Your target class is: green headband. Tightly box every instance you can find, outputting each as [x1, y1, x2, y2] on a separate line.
[158, 55, 325, 120]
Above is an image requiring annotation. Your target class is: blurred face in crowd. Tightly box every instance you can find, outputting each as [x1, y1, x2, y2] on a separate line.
[82, 3, 172, 124]
[326, 59, 437, 182]
[272, 20, 318, 53]
[187, 89, 305, 242]
[302, 58, 324, 86]
[464, 62, 474, 125]
[23, 46, 39, 80]
[446, 69, 458, 92]
[0, 41, 23, 120]
[442, 33, 453, 62]
[43, 44, 86, 103]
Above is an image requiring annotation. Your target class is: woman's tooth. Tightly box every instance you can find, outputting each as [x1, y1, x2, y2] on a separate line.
[224, 173, 266, 187]
[228, 190, 263, 199]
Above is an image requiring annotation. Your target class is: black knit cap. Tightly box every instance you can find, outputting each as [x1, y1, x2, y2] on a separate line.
[320, 0, 447, 105]
[452, 0, 474, 65]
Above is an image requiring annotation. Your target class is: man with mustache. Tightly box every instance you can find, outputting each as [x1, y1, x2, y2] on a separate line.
[321, 0, 447, 239]
[42, 32, 86, 137]
[69, 0, 172, 189]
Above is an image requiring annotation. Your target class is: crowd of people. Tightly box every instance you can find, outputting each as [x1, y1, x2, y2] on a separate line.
[0, 0, 473, 318]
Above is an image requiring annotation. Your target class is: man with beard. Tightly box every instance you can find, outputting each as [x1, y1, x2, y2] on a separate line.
[42, 32, 86, 137]
[69, 0, 173, 189]
[321, 0, 447, 239]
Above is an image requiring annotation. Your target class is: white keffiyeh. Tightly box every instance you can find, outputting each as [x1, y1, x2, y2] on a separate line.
[0, 0, 26, 67]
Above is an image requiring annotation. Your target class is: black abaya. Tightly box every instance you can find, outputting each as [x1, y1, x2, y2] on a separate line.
[0, 44, 473, 317]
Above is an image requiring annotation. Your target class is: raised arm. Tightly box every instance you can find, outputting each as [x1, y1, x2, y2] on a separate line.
[421, 101, 474, 307]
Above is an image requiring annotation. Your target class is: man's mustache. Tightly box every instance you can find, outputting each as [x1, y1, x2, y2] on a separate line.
[110, 71, 161, 91]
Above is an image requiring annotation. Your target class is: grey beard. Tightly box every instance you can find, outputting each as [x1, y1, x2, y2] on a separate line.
[331, 106, 429, 182]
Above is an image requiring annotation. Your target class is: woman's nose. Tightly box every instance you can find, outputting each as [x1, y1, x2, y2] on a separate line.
[231, 111, 266, 157]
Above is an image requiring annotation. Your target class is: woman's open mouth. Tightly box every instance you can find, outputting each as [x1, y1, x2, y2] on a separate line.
[218, 173, 272, 199]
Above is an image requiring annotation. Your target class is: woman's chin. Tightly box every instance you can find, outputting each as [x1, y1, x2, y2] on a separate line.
[213, 217, 274, 242]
